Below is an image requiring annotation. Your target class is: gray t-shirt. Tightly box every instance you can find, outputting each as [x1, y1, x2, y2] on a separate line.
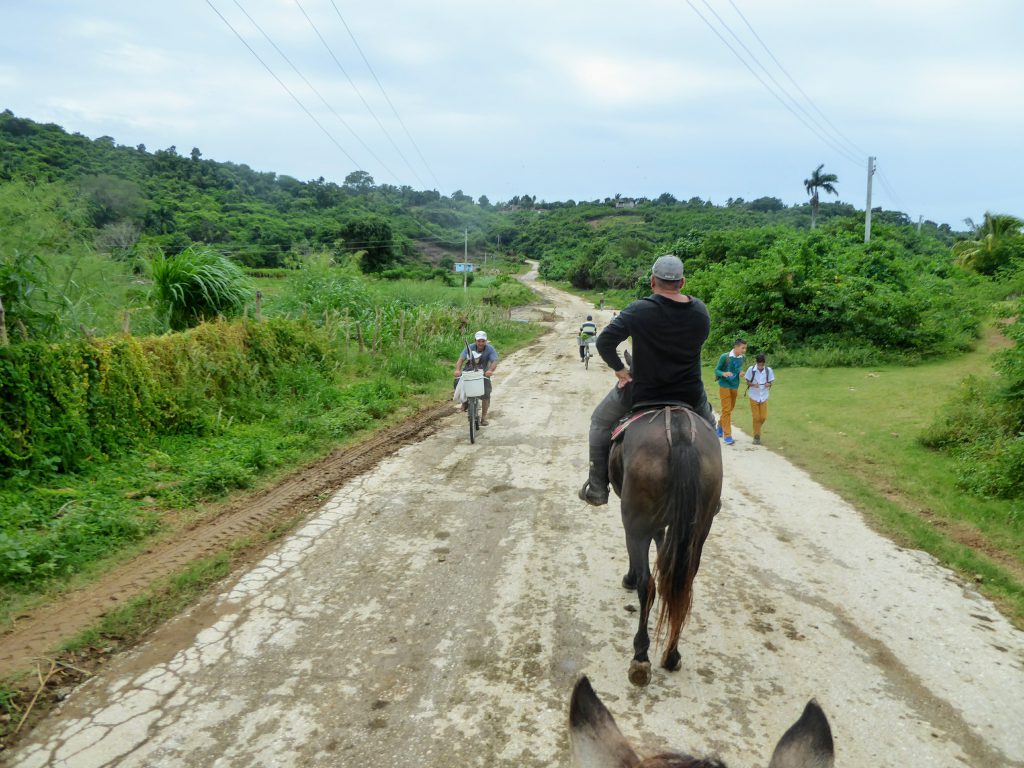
[459, 343, 498, 370]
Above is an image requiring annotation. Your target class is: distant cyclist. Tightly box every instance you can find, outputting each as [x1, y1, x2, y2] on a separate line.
[578, 315, 598, 362]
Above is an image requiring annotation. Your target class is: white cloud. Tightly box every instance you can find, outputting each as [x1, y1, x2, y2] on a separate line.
[552, 51, 745, 109]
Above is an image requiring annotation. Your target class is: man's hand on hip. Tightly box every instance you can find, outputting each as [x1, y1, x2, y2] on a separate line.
[614, 368, 632, 389]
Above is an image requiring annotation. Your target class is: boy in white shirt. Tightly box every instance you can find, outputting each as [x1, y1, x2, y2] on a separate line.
[744, 353, 775, 445]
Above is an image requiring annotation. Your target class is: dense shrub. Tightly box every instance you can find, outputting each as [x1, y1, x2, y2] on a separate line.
[920, 300, 1024, 501]
[0, 318, 331, 476]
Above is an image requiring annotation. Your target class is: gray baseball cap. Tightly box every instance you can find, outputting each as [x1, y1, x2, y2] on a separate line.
[651, 254, 684, 280]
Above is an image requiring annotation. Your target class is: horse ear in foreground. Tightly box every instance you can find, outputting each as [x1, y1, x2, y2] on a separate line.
[569, 676, 835, 768]
[608, 405, 723, 686]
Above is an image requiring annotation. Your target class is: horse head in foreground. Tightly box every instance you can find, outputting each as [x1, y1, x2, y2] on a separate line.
[569, 676, 834, 768]
[608, 404, 722, 686]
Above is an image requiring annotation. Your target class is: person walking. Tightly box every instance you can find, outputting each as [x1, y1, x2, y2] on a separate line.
[714, 338, 747, 445]
[578, 254, 715, 506]
[744, 353, 775, 445]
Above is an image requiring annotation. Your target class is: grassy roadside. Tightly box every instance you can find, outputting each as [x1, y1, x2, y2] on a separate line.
[703, 328, 1024, 626]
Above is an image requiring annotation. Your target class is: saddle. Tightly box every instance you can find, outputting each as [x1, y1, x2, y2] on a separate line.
[611, 402, 696, 444]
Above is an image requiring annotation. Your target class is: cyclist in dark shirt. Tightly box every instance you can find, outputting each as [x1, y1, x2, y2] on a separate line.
[579, 255, 716, 506]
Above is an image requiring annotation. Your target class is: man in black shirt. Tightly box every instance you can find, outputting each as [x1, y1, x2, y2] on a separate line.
[578, 254, 716, 506]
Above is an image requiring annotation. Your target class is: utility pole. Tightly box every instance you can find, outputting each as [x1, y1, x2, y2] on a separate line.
[917, 215, 923, 235]
[864, 156, 876, 243]
[463, 228, 468, 291]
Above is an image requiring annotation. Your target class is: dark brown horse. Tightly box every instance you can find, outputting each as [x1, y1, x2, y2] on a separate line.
[608, 405, 722, 686]
[569, 675, 835, 768]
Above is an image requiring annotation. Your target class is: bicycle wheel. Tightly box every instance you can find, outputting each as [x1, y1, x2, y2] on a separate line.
[468, 398, 477, 444]
[584, 346, 590, 369]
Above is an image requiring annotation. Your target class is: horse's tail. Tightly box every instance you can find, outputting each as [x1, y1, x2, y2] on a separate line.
[653, 412, 708, 647]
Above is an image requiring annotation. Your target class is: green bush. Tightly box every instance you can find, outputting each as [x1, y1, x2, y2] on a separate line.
[149, 246, 253, 330]
[921, 299, 1024, 500]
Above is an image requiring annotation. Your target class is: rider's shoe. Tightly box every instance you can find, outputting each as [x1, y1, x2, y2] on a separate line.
[480, 418, 489, 426]
[578, 480, 609, 506]
[724, 436, 735, 445]
[716, 424, 724, 438]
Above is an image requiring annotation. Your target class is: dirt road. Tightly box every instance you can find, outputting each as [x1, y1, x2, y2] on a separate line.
[9, 267, 1024, 767]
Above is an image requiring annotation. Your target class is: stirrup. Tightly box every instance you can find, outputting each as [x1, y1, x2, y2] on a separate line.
[578, 480, 609, 506]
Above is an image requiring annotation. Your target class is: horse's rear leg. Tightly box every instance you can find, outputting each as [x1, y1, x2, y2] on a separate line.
[622, 529, 662, 591]
[626, 536, 654, 686]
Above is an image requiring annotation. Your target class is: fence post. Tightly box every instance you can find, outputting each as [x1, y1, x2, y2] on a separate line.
[0, 296, 8, 347]
[121, 310, 132, 336]
[399, 309, 405, 345]
[343, 309, 351, 356]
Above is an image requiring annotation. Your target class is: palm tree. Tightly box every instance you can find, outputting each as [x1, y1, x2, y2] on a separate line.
[952, 212, 1024, 275]
[804, 164, 839, 229]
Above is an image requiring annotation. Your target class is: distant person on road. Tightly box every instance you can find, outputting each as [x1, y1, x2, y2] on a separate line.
[578, 255, 715, 506]
[578, 315, 598, 361]
[714, 338, 747, 446]
[454, 331, 498, 426]
[744, 354, 775, 445]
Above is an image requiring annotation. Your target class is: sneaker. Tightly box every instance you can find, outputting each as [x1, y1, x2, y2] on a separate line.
[753, 435, 761, 445]
[578, 480, 609, 506]
[480, 419, 489, 426]
[716, 425, 724, 438]
[724, 436, 735, 445]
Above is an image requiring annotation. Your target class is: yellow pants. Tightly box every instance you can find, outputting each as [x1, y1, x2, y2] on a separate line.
[718, 388, 738, 436]
[749, 399, 768, 437]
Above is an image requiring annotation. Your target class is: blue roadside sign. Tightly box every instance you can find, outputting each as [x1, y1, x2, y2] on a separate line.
[454, 263, 475, 273]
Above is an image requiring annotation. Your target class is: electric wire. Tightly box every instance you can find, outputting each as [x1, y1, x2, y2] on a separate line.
[327, 0, 442, 189]
[698, 0, 862, 166]
[725, 0, 869, 160]
[230, 0, 400, 183]
[684, 0, 863, 169]
[293, 0, 428, 189]
[205, 0, 362, 171]
[876, 166, 906, 210]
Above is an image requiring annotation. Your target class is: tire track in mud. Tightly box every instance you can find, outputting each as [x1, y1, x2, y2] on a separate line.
[0, 401, 456, 678]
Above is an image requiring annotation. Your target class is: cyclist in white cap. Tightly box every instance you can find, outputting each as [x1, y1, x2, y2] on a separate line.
[454, 331, 499, 425]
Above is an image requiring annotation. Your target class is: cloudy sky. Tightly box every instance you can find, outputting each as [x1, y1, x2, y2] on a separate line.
[3, 0, 1022, 226]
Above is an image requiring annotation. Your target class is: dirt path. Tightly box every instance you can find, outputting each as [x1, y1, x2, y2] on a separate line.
[8, 266, 1024, 767]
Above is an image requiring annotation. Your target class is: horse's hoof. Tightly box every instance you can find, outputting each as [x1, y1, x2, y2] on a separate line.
[662, 649, 682, 671]
[621, 572, 637, 591]
[628, 660, 652, 687]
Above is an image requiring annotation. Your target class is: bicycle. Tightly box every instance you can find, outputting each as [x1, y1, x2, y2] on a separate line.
[460, 369, 485, 443]
[579, 335, 596, 369]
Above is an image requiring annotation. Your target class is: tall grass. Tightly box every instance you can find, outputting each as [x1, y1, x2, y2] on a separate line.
[149, 246, 252, 330]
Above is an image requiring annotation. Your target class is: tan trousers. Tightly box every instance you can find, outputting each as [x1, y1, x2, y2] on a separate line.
[749, 399, 768, 437]
[718, 387, 738, 436]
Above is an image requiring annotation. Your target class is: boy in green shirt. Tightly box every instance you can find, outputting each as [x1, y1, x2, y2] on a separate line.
[714, 338, 747, 445]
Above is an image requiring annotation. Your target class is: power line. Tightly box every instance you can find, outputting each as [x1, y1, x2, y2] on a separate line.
[293, 0, 428, 188]
[699, 0, 862, 165]
[229, 0, 400, 184]
[687, 0, 862, 168]
[205, 0, 362, 171]
[875, 166, 906, 211]
[725, 0, 869, 160]
[326, 0, 442, 190]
